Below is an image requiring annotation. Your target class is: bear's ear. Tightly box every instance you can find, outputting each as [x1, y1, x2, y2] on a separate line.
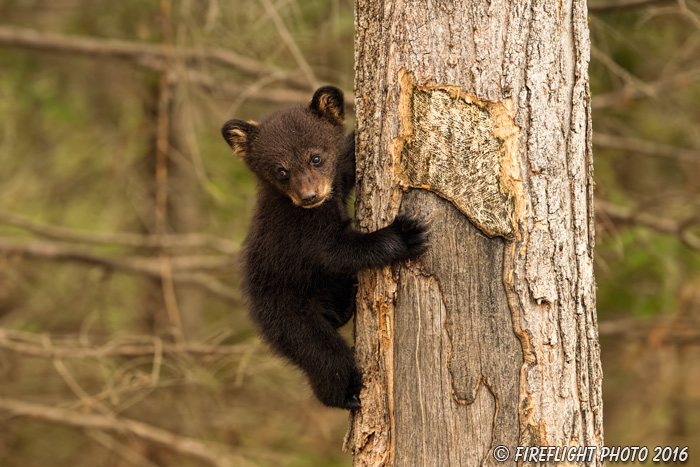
[221, 119, 259, 158]
[309, 86, 345, 125]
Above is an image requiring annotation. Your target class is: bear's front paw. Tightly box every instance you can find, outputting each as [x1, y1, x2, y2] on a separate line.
[311, 363, 364, 410]
[390, 213, 430, 260]
[341, 369, 364, 410]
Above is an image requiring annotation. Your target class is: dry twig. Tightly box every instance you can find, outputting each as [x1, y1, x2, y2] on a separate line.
[594, 132, 700, 164]
[0, 26, 355, 109]
[0, 396, 242, 467]
[0, 328, 258, 359]
[86, 430, 161, 467]
[0, 239, 241, 303]
[592, 66, 700, 109]
[154, 0, 184, 340]
[0, 239, 234, 272]
[589, 0, 673, 13]
[596, 200, 700, 250]
[592, 46, 653, 95]
[0, 209, 239, 254]
[678, 0, 700, 29]
[0, 25, 309, 91]
[598, 316, 700, 344]
[259, 0, 319, 89]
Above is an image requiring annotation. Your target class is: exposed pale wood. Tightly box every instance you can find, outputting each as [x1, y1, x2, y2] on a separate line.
[351, 1, 603, 465]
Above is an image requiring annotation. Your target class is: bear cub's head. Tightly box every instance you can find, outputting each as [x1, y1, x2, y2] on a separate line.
[222, 86, 347, 209]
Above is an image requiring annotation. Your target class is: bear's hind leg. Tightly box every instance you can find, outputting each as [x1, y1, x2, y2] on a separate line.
[260, 305, 362, 409]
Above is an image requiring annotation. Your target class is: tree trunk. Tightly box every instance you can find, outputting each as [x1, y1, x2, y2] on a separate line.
[349, 1, 603, 465]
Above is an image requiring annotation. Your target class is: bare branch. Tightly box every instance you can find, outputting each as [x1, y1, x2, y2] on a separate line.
[589, 0, 673, 13]
[52, 357, 109, 412]
[596, 200, 700, 249]
[259, 0, 319, 89]
[0, 25, 357, 110]
[598, 316, 700, 344]
[0, 239, 241, 303]
[594, 132, 700, 164]
[678, 0, 700, 29]
[0, 25, 309, 91]
[0, 239, 234, 272]
[0, 210, 239, 254]
[592, 66, 700, 109]
[0, 396, 242, 467]
[597, 200, 678, 234]
[591, 46, 652, 94]
[0, 328, 259, 359]
[0, 26, 356, 110]
[204, 0, 221, 33]
[86, 430, 161, 467]
[179, 65, 355, 111]
[153, 0, 185, 341]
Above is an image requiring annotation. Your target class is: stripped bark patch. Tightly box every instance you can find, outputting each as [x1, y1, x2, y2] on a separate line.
[393, 70, 522, 239]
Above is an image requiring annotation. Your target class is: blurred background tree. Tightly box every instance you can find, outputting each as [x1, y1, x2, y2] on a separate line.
[0, 0, 698, 465]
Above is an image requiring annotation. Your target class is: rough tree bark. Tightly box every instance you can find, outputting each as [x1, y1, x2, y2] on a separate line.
[348, 1, 603, 466]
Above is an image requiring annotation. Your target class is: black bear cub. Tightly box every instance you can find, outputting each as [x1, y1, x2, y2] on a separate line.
[222, 86, 428, 409]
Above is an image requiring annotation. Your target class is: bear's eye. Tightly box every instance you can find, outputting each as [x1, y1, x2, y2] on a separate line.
[276, 168, 289, 180]
[311, 155, 321, 166]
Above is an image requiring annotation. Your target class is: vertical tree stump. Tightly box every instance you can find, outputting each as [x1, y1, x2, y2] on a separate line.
[349, 1, 603, 465]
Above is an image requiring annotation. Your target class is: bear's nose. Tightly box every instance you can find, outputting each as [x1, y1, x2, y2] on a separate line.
[301, 191, 317, 204]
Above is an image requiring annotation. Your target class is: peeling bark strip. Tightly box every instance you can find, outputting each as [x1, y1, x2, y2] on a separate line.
[352, 0, 602, 466]
[393, 70, 521, 239]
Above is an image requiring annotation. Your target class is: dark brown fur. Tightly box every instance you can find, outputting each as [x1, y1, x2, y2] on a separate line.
[222, 86, 428, 409]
